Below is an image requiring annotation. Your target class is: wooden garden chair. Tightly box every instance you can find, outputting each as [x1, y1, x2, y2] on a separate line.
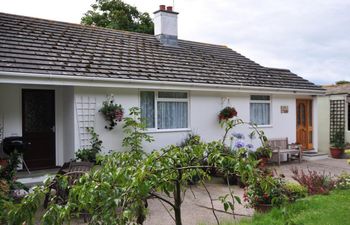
[43, 161, 93, 208]
[268, 138, 302, 166]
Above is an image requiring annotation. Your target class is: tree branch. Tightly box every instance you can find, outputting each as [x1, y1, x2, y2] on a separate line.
[201, 181, 220, 225]
[150, 192, 175, 208]
[194, 204, 251, 217]
[158, 198, 175, 222]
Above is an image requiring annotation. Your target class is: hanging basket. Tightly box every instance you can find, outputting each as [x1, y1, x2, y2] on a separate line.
[218, 106, 237, 122]
[99, 97, 124, 130]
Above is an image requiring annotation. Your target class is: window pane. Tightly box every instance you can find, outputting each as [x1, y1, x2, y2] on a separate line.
[251, 95, 270, 101]
[140, 91, 155, 128]
[158, 92, 187, 99]
[250, 103, 270, 125]
[157, 102, 188, 129]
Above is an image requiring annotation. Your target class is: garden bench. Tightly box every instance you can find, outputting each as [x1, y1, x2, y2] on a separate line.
[268, 138, 302, 166]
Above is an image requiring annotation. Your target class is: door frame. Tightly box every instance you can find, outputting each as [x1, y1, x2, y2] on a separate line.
[22, 89, 56, 169]
[296, 99, 313, 150]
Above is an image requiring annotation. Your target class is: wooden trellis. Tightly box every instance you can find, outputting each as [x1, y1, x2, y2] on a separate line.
[330, 99, 345, 143]
[75, 96, 97, 149]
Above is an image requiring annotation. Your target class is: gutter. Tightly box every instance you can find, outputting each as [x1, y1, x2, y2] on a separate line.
[0, 71, 325, 95]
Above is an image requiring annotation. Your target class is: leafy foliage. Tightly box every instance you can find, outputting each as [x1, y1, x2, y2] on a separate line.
[254, 146, 272, 159]
[243, 170, 288, 208]
[335, 80, 350, 85]
[75, 127, 103, 163]
[122, 107, 154, 153]
[4, 114, 271, 225]
[5, 186, 47, 225]
[331, 130, 345, 149]
[0, 150, 27, 195]
[81, 0, 154, 34]
[283, 182, 308, 202]
[291, 168, 336, 195]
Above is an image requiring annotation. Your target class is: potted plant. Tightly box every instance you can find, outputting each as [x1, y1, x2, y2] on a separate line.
[218, 106, 237, 122]
[330, 131, 345, 158]
[99, 96, 124, 130]
[255, 146, 272, 167]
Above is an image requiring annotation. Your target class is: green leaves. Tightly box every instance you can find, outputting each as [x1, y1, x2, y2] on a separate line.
[121, 107, 154, 153]
[81, 0, 154, 34]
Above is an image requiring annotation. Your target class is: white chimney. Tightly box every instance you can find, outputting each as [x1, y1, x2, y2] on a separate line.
[154, 5, 179, 46]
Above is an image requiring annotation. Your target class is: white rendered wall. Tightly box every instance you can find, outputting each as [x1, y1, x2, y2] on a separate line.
[317, 96, 330, 154]
[0, 84, 22, 138]
[62, 86, 75, 162]
[74, 88, 299, 154]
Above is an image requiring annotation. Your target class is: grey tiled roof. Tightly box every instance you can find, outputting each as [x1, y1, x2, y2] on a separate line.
[324, 84, 350, 95]
[0, 12, 324, 91]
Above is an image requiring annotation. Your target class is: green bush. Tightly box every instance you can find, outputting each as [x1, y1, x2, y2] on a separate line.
[283, 182, 307, 202]
[75, 127, 102, 163]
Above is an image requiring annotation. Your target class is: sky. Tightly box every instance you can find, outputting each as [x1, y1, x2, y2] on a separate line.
[1, 0, 349, 85]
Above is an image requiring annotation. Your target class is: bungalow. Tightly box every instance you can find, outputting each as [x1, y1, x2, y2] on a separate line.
[0, 6, 324, 170]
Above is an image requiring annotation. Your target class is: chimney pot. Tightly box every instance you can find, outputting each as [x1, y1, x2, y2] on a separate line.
[159, 5, 166, 11]
[166, 6, 173, 12]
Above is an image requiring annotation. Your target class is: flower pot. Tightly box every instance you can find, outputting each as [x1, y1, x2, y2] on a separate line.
[258, 157, 269, 168]
[254, 204, 272, 213]
[0, 159, 8, 168]
[330, 147, 343, 159]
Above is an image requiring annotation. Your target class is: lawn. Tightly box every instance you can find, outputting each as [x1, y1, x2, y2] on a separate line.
[219, 189, 350, 225]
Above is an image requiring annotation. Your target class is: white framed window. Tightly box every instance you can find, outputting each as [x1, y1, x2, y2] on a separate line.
[250, 95, 271, 126]
[140, 91, 189, 130]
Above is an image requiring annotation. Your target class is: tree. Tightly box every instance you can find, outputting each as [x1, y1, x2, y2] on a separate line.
[335, 80, 350, 85]
[81, 0, 154, 34]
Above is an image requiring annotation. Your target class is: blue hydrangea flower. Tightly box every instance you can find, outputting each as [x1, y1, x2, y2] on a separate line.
[234, 140, 245, 148]
[232, 132, 245, 140]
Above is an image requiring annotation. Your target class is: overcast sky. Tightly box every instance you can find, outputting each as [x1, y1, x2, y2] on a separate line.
[1, 0, 349, 85]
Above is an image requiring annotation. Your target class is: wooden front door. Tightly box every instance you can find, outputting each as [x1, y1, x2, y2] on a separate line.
[22, 89, 56, 170]
[296, 99, 313, 150]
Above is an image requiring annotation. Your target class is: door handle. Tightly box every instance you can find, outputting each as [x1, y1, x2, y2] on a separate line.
[51, 126, 55, 133]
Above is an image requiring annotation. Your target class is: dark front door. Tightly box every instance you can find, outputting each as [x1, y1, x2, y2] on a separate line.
[22, 89, 55, 170]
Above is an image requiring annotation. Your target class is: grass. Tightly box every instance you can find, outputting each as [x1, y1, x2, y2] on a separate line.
[205, 189, 350, 225]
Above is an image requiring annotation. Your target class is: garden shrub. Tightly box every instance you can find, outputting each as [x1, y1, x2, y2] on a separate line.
[336, 172, 350, 190]
[243, 171, 288, 208]
[291, 168, 336, 195]
[283, 182, 308, 202]
[75, 127, 103, 163]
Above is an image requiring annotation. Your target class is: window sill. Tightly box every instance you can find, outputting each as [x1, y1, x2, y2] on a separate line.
[145, 128, 192, 134]
[249, 125, 273, 129]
